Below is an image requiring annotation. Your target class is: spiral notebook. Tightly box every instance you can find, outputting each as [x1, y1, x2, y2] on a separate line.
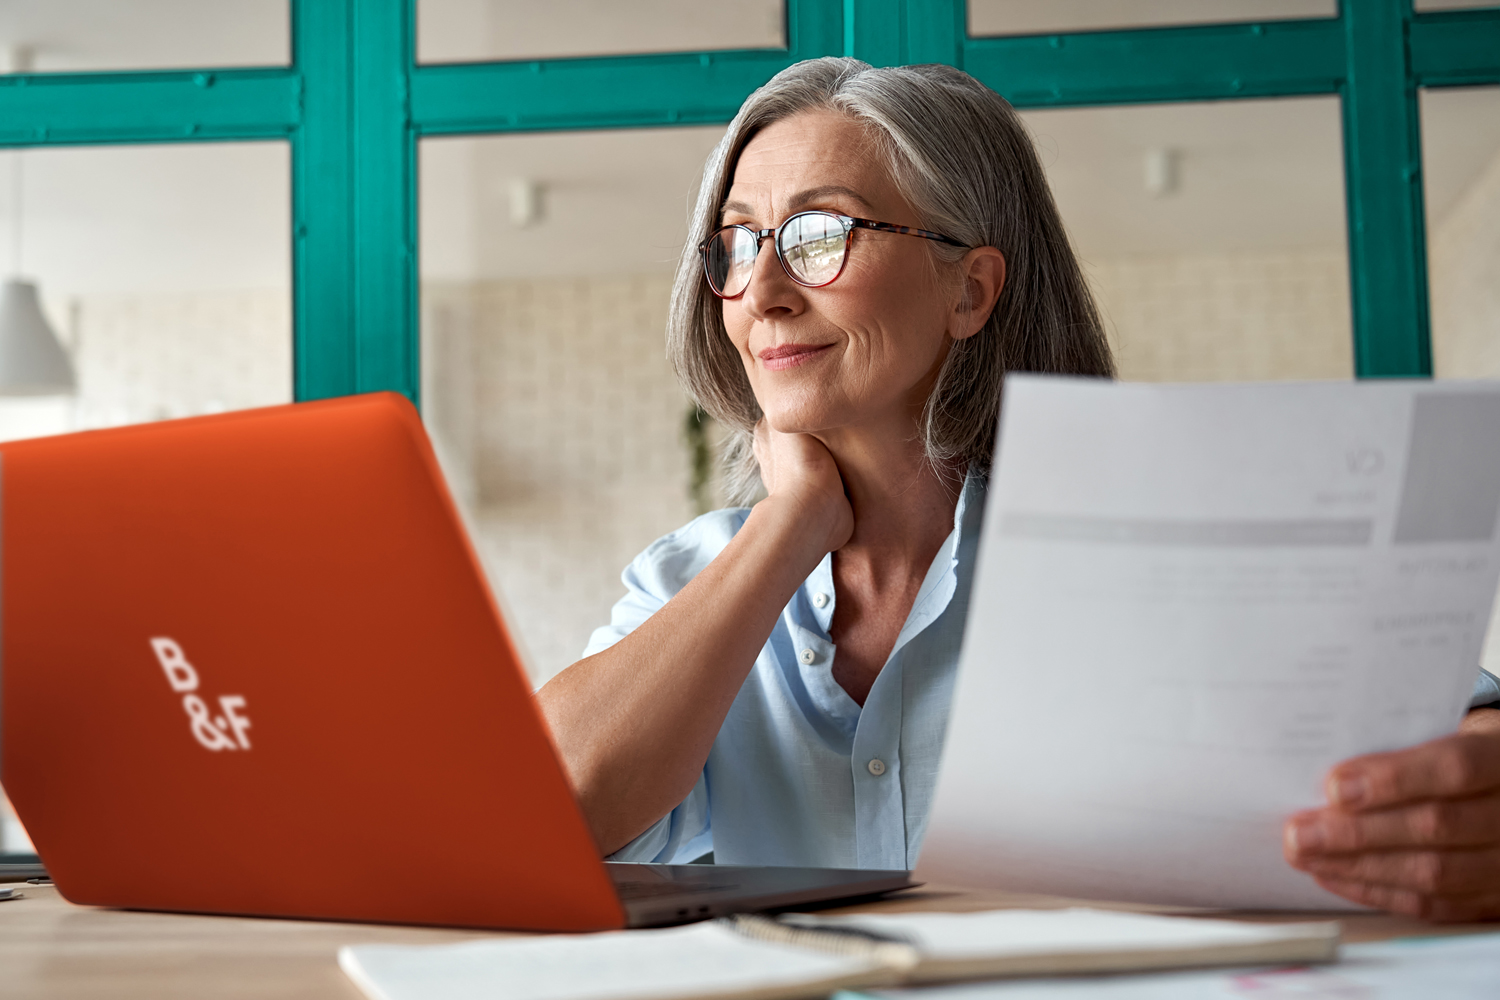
[339, 908, 1340, 1000]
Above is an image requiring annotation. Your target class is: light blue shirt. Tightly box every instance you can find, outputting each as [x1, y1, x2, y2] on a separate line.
[585, 473, 1500, 871]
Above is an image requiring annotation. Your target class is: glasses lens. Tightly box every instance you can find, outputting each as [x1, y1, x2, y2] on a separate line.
[779, 213, 847, 287]
[704, 226, 758, 297]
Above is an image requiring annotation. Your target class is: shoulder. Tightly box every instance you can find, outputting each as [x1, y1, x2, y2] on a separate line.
[582, 507, 753, 659]
[623, 507, 752, 601]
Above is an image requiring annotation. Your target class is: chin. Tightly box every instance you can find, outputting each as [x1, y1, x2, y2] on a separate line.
[762, 402, 846, 437]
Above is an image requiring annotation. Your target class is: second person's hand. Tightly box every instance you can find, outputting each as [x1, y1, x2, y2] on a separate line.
[1283, 707, 1500, 920]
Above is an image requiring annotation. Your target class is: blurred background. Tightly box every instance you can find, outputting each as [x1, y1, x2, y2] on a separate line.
[0, 0, 1497, 852]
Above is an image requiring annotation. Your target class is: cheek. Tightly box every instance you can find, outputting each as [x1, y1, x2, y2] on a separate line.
[837, 261, 949, 357]
[720, 302, 753, 357]
[845, 244, 946, 320]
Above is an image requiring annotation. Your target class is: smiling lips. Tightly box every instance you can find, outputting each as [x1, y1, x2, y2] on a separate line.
[759, 342, 834, 371]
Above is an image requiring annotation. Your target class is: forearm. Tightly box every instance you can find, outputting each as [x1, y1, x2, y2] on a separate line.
[537, 495, 835, 854]
[1461, 705, 1500, 734]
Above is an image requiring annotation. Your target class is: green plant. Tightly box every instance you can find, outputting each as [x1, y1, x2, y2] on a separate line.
[683, 403, 714, 516]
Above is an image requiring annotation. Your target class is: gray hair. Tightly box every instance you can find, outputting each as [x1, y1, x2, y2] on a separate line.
[667, 57, 1115, 505]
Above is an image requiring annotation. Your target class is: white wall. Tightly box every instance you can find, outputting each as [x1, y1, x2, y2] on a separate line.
[417, 0, 783, 64]
[1432, 147, 1500, 379]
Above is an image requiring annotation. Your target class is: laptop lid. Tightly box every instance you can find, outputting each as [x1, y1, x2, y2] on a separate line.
[0, 393, 627, 931]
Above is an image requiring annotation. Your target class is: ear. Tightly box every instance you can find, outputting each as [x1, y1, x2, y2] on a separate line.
[947, 246, 1006, 342]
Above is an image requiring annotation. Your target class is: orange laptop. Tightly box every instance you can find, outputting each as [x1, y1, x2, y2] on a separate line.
[0, 392, 910, 930]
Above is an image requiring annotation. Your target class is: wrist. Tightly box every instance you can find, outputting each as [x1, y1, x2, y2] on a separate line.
[748, 491, 844, 562]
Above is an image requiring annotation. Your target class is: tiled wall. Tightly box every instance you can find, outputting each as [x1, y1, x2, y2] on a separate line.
[1091, 249, 1353, 382]
[0, 288, 292, 444]
[423, 274, 701, 681]
[73, 289, 293, 427]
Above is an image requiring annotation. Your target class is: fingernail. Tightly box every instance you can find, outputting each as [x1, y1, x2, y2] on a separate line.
[1288, 819, 1325, 854]
[1331, 774, 1368, 807]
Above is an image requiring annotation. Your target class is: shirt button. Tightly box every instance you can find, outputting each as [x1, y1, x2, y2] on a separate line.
[813, 592, 830, 609]
[799, 648, 816, 665]
[867, 758, 886, 777]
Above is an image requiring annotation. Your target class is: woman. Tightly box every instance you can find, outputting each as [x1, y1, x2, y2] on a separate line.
[538, 58, 1500, 921]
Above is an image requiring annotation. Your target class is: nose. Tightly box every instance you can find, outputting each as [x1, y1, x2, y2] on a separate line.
[738, 235, 805, 321]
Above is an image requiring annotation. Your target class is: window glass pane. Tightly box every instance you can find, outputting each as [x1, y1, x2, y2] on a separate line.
[1423, 86, 1500, 380]
[421, 128, 723, 682]
[0, 142, 291, 438]
[418, 0, 784, 64]
[969, 0, 1333, 37]
[1420, 84, 1500, 689]
[0, 0, 287, 72]
[0, 141, 289, 854]
[1021, 96, 1352, 381]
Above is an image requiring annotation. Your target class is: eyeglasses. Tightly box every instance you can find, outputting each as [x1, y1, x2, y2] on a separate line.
[699, 210, 968, 299]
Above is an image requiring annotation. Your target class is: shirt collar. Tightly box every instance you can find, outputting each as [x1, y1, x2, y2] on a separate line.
[892, 467, 985, 652]
[799, 466, 986, 646]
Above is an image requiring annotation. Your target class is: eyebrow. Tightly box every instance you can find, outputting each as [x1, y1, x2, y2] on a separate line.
[720, 185, 875, 223]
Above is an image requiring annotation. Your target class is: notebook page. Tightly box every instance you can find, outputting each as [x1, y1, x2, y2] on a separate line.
[340, 921, 892, 1000]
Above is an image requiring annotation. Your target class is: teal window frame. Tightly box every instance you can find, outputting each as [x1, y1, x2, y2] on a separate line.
[0, 0, 1495, 406]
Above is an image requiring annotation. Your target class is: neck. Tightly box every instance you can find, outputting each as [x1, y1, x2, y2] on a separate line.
[814, 412, 963, 569]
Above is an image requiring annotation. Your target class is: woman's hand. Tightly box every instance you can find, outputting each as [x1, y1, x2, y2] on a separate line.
[1283, 707, 1500, 920]
[752, 419, 854, 554]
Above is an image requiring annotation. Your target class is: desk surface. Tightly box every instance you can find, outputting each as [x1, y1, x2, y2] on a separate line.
[1, 880, 1487, 999]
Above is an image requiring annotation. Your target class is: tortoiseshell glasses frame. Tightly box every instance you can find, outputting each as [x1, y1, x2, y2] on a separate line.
[699, 210, 969, 299]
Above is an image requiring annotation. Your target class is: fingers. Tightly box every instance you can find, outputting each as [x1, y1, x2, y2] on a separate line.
[746, 421, 853, 551]
[1313, 874, 1500, 923]
[753, 423, 841, 501]
[1325, 730, 1500, 811]
[1289, 721, 1500, 921]
[1286, 795, 1500, 853]
[1292, 842, 1500, 896]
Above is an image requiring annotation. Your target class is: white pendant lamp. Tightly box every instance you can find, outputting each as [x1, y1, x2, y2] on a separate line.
[0, 278, 75, 395]
[1, 147, 75, 397]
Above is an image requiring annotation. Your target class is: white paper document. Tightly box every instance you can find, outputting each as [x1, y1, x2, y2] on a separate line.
[919, 377, 1500, 909]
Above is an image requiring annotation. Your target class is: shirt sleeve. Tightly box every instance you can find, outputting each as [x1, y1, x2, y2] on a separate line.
[579, 509, 749, 864]
[581, 508, 748, 658]
[1473, 668, 1500, 709]
[605, 773, 712, 864]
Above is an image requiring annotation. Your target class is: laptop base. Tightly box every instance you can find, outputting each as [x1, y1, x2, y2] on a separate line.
[610, 863, 916, 927]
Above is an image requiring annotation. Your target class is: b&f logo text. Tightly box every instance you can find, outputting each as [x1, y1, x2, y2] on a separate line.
[149, 638, 252, 752]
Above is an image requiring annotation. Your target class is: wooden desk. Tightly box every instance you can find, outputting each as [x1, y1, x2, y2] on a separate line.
[0, 881, 1487, 1000]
